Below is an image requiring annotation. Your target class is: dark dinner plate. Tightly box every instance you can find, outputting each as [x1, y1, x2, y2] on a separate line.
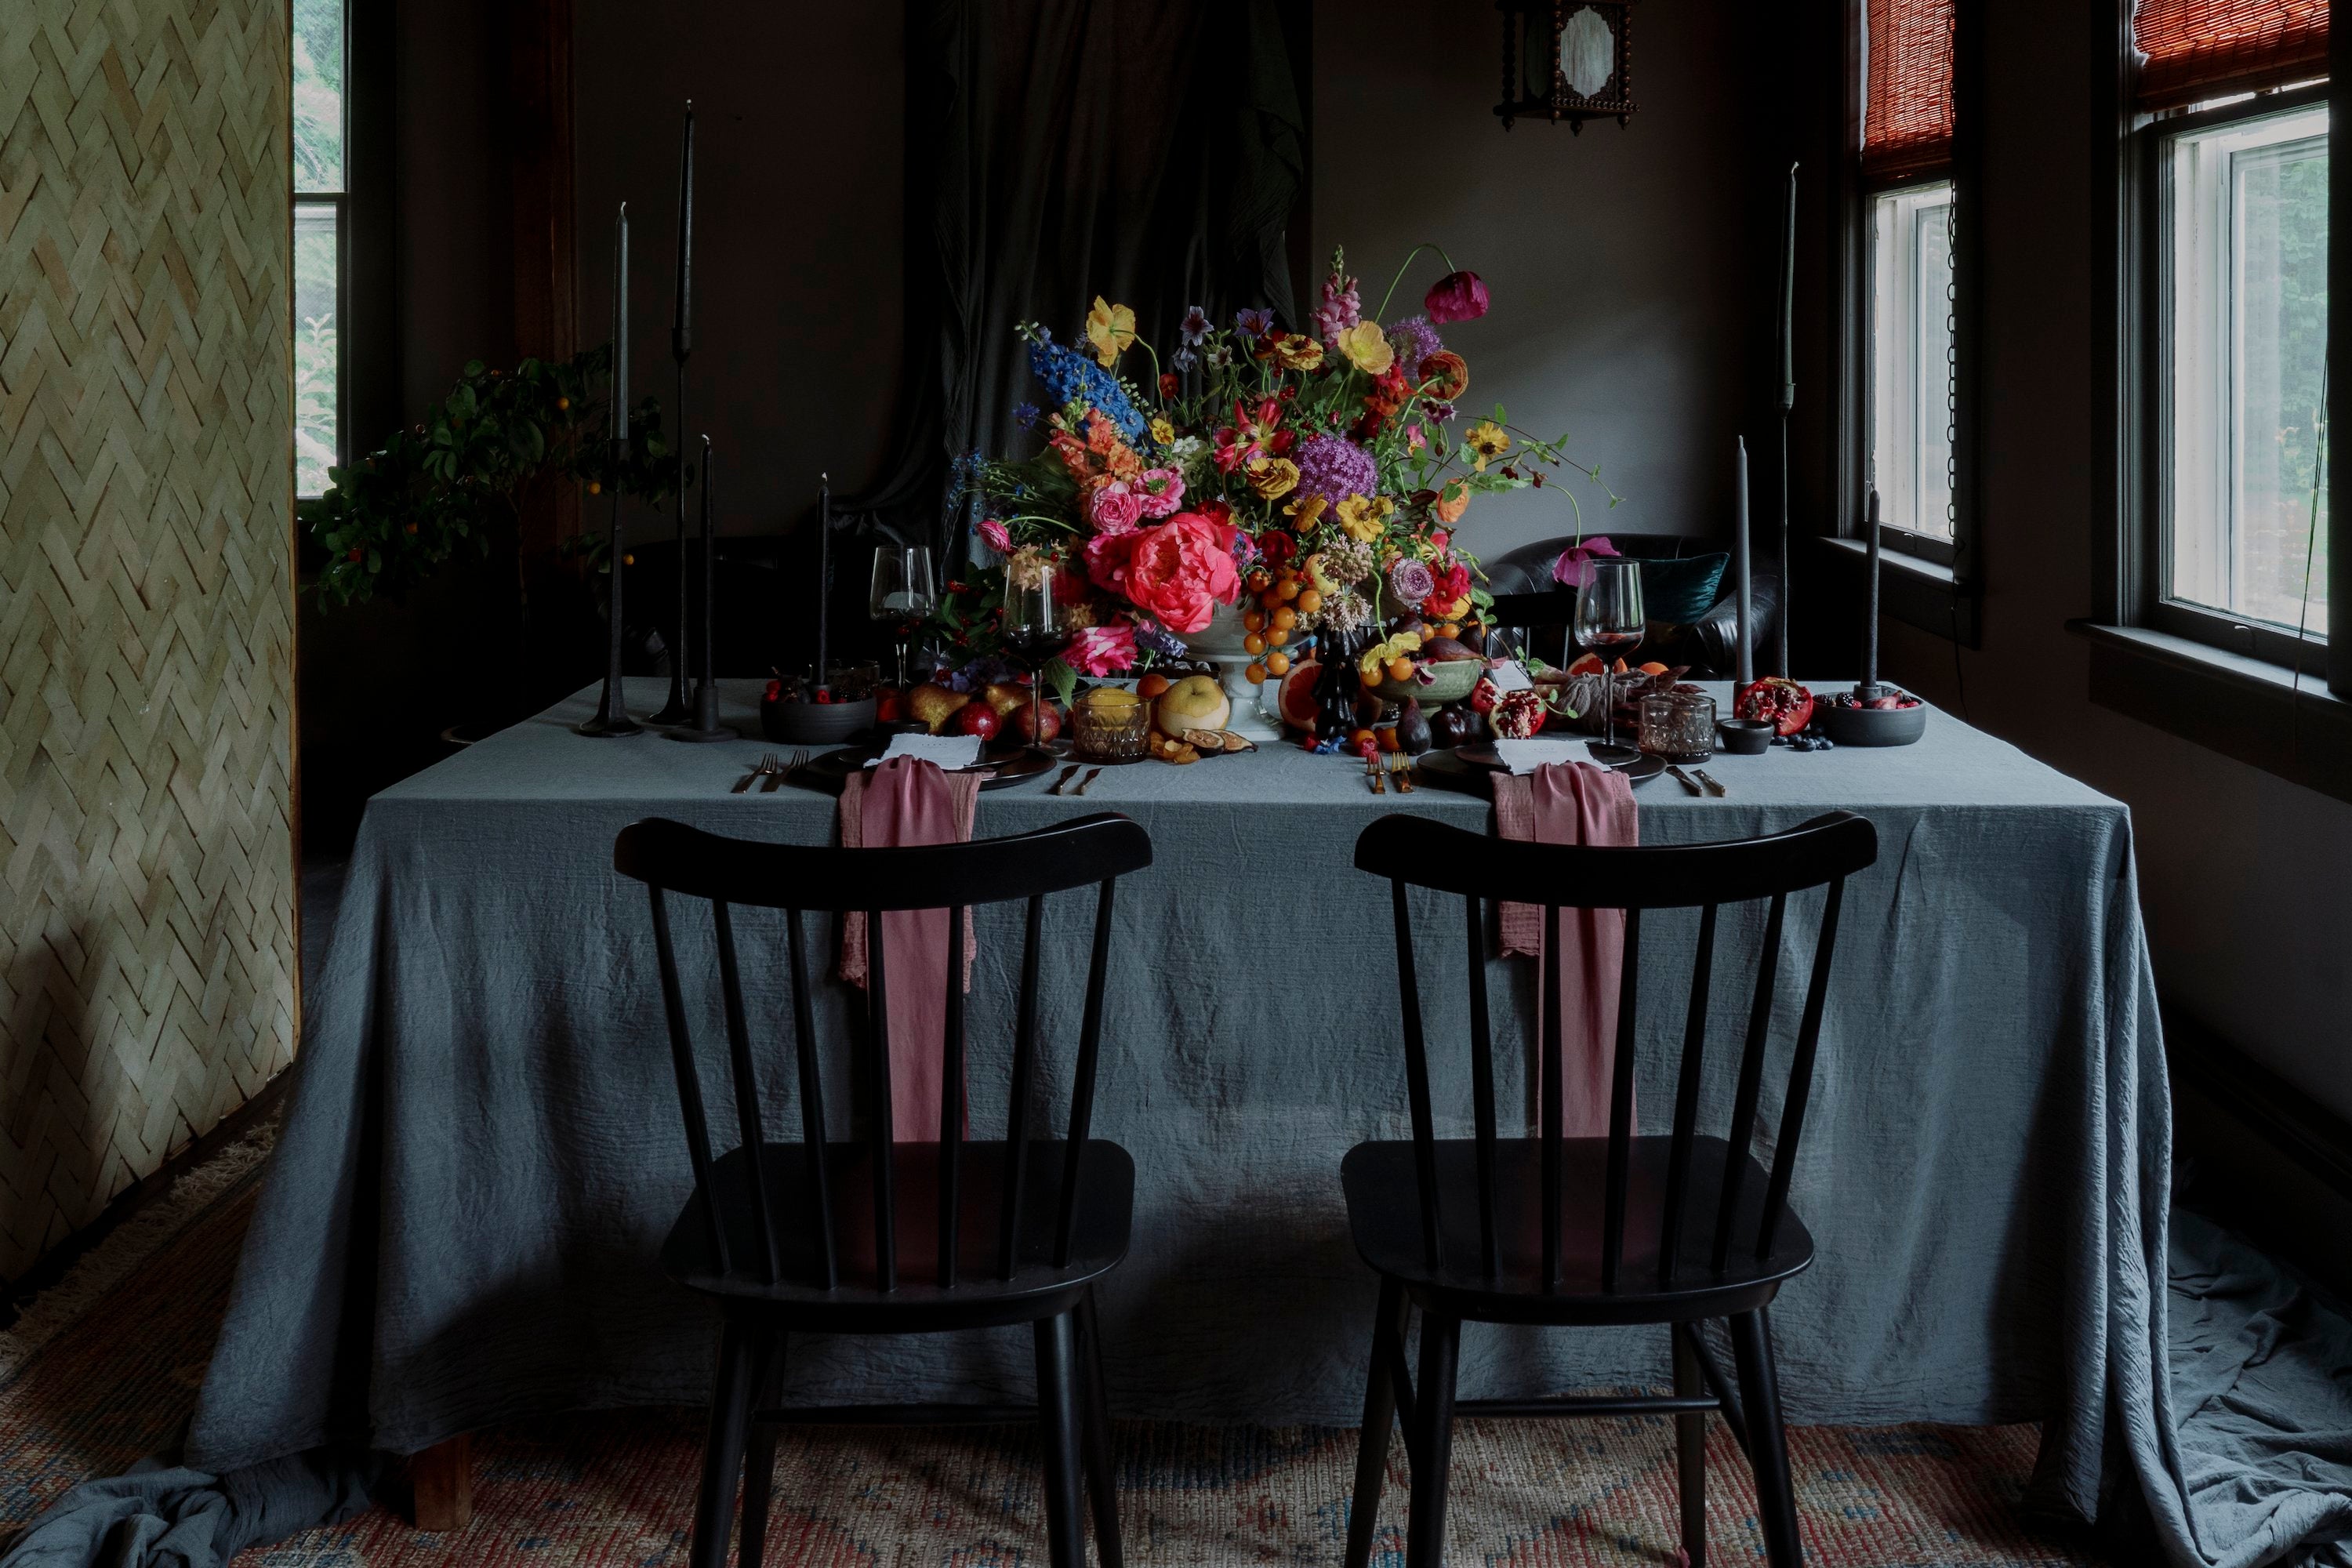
[1451, 742, 1667, 786]
[786, 744, 1058, 795]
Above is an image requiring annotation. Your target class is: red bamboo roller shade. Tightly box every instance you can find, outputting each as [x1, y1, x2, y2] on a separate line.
[2133, 0, 2328, 111]
[1864, 0, 1955, 183]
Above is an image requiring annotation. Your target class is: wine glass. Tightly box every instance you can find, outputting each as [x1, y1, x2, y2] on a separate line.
[1573, 557, 1646, 760]
[869, 545, 937, 688]
[1000, 567, 1067, 753]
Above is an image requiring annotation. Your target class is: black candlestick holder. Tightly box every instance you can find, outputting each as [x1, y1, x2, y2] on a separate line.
[670, 434, 736, 742]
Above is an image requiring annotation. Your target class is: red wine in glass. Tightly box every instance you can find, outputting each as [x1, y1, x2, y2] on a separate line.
[1572, 559, 1646, 757]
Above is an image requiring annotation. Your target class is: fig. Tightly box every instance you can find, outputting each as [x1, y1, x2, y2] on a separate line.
[1419, 635, 1482, 662]
[1396, 697, 1433, 755]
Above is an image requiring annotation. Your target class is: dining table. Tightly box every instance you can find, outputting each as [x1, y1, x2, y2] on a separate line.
[184, 675, 2167, 1534]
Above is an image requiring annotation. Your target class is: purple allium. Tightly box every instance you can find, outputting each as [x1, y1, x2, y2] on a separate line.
[1386, 316, 1445, 381]
[1293, 434, 1379, 506]
[1180, 306, 1211, 345]
[1235, 307, 1274, 339]
[1388, 557, 1436, 606]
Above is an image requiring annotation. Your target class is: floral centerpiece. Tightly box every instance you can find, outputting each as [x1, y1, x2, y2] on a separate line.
[926, 245, 1616, 745]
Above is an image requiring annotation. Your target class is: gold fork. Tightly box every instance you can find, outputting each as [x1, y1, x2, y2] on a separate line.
[1367, 753, 1387, 793]
[1388, 752, 1415, 793]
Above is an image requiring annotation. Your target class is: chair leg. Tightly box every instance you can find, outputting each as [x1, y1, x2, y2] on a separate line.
[1729, 1309, 1802, 1568]
[1074, 1289, 1124, 1568]
[1404, 1312, 1460, 1568]
[737, 1327, 789, 1568]
[1345, 1278, 1406, 1568]
[1034, 1308, 1088, 1568]
[1671, 1323, 1707, 1568]
[688, 1319, 760, 1568]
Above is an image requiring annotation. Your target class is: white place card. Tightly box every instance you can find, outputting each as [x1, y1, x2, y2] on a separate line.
[867, 733, 984, 771]
[1485, 659, 1534, 693]
[1491, 738, 1591, 775]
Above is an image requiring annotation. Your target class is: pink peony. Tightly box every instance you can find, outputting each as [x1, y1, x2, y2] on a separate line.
[1134, 466, 1185, 518]
[1121, 512, 1243, 635]
[1423, 270, 1490, 325]
[1065, 624, 1137, 676]
[978, 517, 1012, 554]
[1088, 481, 1144, 535]
[1551, 535, 1623, 590]
[1085, 530, 1138, 597]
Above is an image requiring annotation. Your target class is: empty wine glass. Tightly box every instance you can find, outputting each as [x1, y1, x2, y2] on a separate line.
[869, 545, 937, 688]
[1573, 557, 1646, 760]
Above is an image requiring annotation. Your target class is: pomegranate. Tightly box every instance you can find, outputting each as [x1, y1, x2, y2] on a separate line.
[1734, 677, 1815, 736]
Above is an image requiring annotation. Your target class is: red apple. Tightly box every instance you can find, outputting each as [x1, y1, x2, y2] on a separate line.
[954, 701, 1001, 742]
[1011, 698, 1062, 744]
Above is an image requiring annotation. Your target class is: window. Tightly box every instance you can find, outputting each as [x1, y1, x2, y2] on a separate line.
[293, 0, 344, 498]
[1860, 0, 1964, 565]
[2160, 99, 2328, 642]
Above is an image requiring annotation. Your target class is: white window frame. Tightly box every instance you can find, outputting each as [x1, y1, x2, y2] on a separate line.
[1867, 180, 1955, 546]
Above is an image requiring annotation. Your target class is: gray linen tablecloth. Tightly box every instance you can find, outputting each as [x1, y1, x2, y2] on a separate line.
[183, 679, 2161, 1519]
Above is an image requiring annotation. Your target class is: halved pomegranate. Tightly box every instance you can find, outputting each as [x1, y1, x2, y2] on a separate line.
[1734, 677, 1815, 736]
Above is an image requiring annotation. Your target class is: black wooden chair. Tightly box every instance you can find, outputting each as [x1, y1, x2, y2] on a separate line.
[613, 811, 1155, 1568]
[1342, 810, 1878, 1568]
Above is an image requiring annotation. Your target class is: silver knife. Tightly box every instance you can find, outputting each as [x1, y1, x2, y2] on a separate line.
[1072, 766, 1106, 797]
[1047, 763, 1081, 795]
[1692, 768, 1729, 797]
[1664, 763, 1704, 796]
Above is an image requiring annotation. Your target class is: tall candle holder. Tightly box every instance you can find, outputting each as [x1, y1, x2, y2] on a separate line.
[670, 434, 736, 742]
[648, 100, 696, 725]
[576, 201, 642, 738]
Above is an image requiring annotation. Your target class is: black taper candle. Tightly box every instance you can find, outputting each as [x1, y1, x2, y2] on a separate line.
[1860, 487, 1884, 699]
[1734, 435, 1754, 689]
[1776, 160, 1798, 678]
[650, 101, 695, 725]
[671, 434, 735, 741]
[577, 201, 641, 737]
[815, 473, 830, 695]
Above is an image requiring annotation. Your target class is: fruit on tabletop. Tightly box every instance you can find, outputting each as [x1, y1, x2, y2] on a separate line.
[1733, 676, 1817, 736]
[1136, 672, 1172, 700]
[907, 682, 971, 734]
[1396, 697, 1433, 755]
[1155, 673, 1232, 735]
[1565, 652, 1605, 677]
[875, 687, 904, 721]
[1490, 688, 1548, 739]
[1011, 699, 1063, 744]
[982, 681, 1033, 716]
[1149, 729, 1202, 764]
[1080, 684, 1142, 709]
[1181, 728, 1229, 753]
[1638, 661, 1671, 677]
[1245, 662, 1269, 684]
[1418, 635, 1482, 662]
[1468, 675, 1500, 715]
[1430, 703, 1476, 748]
[1384, 656, 1417, 683]
[1350, 727, 1378, 750]
[1216, 731, 1256, 753]
[1277, 660, 1323, 730]
[953, 702, 1001, 742]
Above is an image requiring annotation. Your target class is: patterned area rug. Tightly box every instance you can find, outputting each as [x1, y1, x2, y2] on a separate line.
[0, 1134, 2107, 1566]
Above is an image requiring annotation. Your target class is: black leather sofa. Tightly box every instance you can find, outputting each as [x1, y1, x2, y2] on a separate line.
[1480, 534, 1780, 680]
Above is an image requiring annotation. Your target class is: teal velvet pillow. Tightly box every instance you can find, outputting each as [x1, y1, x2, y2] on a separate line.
[1637, 552, 1729, 625]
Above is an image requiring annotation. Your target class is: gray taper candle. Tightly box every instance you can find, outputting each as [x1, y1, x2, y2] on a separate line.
[576, 201, 641, 737]
[815, 473, 830, 695]
[1776, 161, 1798, 678]
[1860, 487, 1884, 699]
[1734, 436, 1754, 689]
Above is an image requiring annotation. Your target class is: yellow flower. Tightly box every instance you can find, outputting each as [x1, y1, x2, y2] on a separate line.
[1086, 297, 1137, 367]
[1359, 630, 1424, 681]
[1336, 321, 1394, 375]
[1149, 416, 1176, 445]
[1465, 420, 1511, 472]
[1274, 335, 1325, 372]
[1246, 456, 1301, 500]
[1335, 493, 1392, 542]
[1283, 493, 1328, 531]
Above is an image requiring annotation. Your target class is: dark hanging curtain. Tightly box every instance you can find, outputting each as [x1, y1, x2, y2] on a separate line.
[837, 0, 1307, 564]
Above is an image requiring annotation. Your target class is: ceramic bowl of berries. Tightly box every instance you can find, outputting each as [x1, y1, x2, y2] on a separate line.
[1815, 684, 1927, 746]
[760, 679, 877, 744]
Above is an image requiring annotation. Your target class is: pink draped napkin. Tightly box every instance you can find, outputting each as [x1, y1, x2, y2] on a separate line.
[839, 756, 982, 1142]
[1491, 761, 1639, 1138]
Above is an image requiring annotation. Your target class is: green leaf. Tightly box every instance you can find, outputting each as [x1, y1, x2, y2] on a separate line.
[1044, 658, 1078, 707]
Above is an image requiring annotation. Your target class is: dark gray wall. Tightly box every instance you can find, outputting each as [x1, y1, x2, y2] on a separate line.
[1312, 0, 1771, 560]
[573, 0, 906, 539]
[1872, 0, 2352, 1122]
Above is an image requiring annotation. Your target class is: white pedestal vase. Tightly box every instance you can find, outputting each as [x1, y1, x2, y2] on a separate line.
[1184, 598, 1284, 740]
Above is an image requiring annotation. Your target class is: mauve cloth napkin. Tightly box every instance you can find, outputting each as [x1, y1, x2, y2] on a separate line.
[1491, 760, 1639, 1138]
[838, 755, 982, 1141]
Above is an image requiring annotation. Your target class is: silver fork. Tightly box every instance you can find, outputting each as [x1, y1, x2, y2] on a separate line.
[735, 752, 779, 793]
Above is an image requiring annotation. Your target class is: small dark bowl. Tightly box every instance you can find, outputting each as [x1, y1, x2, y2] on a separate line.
[760, 695, 877, 745]
[1816, 699, 1928, 747]
[1715, 717, 1774, 755]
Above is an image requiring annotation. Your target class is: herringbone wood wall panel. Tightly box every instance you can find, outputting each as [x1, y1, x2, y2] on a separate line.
[0, 0, 294, 1279]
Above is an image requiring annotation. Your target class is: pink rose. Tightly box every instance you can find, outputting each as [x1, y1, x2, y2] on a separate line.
[1121, 511, 1243, 635]
[1089, 481, 1144, 535]
[1065, 624, 1137, 677]
[978, 517, 1012, 554]
[1085, 530, 1138, 597]
[1134, 467, 1185, 519]
[1551, 535, 1622, 590]
[1423, 270, 1490, 325]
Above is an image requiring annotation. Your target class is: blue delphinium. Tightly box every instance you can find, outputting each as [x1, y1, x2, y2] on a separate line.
[1014, 401, 1042, 430]
[1133, 622, 1186, 661]
[1026, 339, 1147, 445]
